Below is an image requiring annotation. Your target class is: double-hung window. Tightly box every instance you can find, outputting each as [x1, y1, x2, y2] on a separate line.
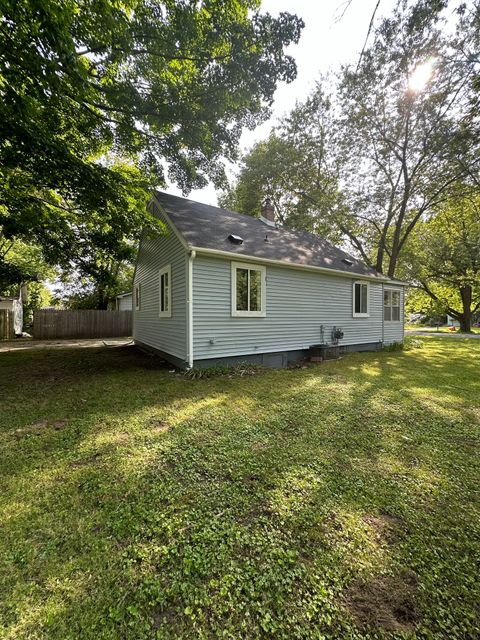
[353, 281, 369, 317]
[231, 262, 266, 317]
[384, 289, 401, 321]
[159, 265, 171, 318]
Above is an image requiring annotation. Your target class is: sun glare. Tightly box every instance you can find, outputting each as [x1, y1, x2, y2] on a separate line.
[408, 60, 435, 92]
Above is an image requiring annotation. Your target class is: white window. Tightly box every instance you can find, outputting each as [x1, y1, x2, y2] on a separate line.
[384, 289, 401, 321]
[159, 265, 171, 318]
[231, 262, 266, 317]
[134, 283, 141, 311]
[353, 281, 369, 317]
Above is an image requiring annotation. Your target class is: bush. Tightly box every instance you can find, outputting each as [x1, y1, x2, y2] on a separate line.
[382, 341, 404, 352]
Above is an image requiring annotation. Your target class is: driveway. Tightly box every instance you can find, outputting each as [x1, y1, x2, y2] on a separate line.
[0, 337, 133, 352]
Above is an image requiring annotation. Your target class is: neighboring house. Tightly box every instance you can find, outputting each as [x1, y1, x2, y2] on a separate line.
[133, 192, 405, 368]
[0, 295, 23, 337]
[116, 292, 133, 311]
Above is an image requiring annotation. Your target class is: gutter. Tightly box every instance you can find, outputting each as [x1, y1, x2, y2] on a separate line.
[186, 249, 196, 369]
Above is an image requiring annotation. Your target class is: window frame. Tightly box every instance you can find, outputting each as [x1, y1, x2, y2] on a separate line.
[231, 262, 266, 318]
[384, 287, 401, 322]
[134, 283, 141, 311]
[352, 280, 370, 318]
[159, 264, 172, 318]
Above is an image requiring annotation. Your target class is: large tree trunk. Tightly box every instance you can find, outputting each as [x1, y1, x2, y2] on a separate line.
[459, 285, 472, 332]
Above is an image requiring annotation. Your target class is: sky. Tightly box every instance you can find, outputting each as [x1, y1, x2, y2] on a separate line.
[166, 0, 398, 207]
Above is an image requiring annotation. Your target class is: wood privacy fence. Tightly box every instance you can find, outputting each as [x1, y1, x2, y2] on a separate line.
[0, 310, 15, 340]
[33, 310, 132, 340]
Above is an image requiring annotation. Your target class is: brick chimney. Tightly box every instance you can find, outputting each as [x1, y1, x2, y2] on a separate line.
[260, 197, 276, 227]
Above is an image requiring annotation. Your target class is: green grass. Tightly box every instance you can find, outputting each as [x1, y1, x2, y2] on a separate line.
[0, 338, 479, 639]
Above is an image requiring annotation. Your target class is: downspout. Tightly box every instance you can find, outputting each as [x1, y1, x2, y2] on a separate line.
[381, 283, 385, 345]
[186, 250, 196, 369]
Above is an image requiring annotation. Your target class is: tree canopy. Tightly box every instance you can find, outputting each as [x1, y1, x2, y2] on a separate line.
[222, 0, 479, 280]
[0, 0, 303, 302]
[403, 188, 480, 331]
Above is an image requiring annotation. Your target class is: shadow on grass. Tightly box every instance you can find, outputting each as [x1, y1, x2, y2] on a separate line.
[0, 341, 479, 639]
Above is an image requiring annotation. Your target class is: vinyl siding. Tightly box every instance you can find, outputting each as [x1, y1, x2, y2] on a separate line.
[192, 255, 392, 360]
[133, 217, 187, 361]
[116, 295, 132, 311]
[383, 286, 405, 344]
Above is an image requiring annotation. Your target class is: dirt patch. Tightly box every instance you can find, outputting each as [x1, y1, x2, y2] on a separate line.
[52, 419, 68, 430]
[150, 419, 170, 434]
[343, 570, 419, 633]
[32, 418, 49, 428]
[15, 418, 68, 436]
[363, 513, 404, 545]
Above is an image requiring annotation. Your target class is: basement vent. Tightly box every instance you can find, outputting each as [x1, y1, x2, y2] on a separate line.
[228, 234, 244, 244]
[342, 258, 353, 266]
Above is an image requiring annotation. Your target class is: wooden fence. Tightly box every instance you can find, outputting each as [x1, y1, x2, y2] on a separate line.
[33, 309, 132, 340]
[0, 309, 15, 340]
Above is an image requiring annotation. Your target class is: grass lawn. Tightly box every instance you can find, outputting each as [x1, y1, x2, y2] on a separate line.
[0, 338, 479, 639]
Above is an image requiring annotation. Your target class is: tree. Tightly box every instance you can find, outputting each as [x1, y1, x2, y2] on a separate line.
[403, 188, 480, 332]
[0, 0, 303, 291]
[0, 239, 56, 322]
[54, 262, 134, 310]
[335, 0, 480, 277]
[222, 1, 479, 279]
[220, 87, 345, 244]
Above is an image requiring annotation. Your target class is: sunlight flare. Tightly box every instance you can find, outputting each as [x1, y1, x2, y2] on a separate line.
[408, 59, 435, 92]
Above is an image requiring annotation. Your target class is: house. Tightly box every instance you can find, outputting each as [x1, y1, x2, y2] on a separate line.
[133, 192, 405, 368]
[115, 292, 133, 312]
[447, 315, 460, 328]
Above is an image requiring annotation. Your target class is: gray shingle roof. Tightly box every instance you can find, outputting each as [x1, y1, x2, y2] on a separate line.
[153, 191, 387, 280]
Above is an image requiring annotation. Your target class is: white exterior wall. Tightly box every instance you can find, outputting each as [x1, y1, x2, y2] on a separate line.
[116, 294, 132, 312]
[133, 218, 188, 363]
[192, 255, 404, 361]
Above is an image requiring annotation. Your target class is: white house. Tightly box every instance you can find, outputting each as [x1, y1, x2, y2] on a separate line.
[133, 192, 405, 368]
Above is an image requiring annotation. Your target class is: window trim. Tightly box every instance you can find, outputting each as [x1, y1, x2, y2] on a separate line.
[159, 264, 172, 318]
[231, 261, 266, 317]
[352, 280, 370, 318]
[384, 287, 401, 322]
[134, 283, 141, 311]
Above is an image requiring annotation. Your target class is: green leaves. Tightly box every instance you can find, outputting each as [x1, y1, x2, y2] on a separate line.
[403, 187, 480, 331]
[220, 88, 345, 245]
[0, 0, 303, 294]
